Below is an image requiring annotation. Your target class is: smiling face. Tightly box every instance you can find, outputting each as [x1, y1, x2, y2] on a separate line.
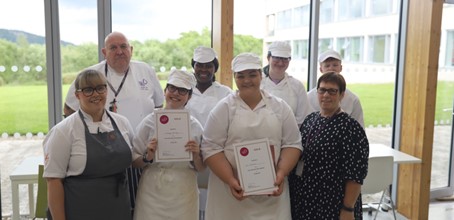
[317, 81, 344, 116]
[193, 61, 215, 84]
[75, 71, 108, 116]
[234, 69, 262, 93]
[268, 55, 290, 75]
[164, 84, 192, 109]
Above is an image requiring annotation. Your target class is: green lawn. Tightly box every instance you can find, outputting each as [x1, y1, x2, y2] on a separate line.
[0, 81, 453, 135]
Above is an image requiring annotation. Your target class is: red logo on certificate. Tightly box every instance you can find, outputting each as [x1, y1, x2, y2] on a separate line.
[159, 115, 169, 124]
[240, 147, 249, 156]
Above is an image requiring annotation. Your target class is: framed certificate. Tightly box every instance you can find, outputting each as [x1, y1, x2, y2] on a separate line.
[233, 138, 278, 196]
[155, 109, 192, 162]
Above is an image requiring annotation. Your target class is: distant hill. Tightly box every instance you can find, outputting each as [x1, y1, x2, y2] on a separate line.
[0, 28, 74, 46]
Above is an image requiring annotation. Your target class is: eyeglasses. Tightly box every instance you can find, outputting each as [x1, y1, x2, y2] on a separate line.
[271, 56, 291, 62]
[317, 88, 339, 95]
[194, 62, 214, 69]
[77, 84, 107, 97]
[167, 84, 190, 96]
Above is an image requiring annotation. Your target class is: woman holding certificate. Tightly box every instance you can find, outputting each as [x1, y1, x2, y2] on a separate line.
[201, 53, 302, 220]
[288, 72, 369, 220]
[131, 69, 204, 220]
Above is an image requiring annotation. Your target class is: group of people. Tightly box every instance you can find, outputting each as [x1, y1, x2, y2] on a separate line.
[43, 31, 369, 220]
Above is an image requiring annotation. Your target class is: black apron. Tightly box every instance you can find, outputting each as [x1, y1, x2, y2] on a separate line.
[49, 110, 132, 220]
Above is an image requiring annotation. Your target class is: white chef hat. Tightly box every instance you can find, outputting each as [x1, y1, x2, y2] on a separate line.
[231, 53, 262, 72]
[268, 41, 292, 58]
[193, 46, 217, 63]
[318, 49, 342, 62]
[167, 69, 196, 90]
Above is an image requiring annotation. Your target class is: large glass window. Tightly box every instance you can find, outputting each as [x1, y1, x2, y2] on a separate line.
[0, 0, 47, 136]
[368, 35, 391, 63]
[59, 0, 98, 104]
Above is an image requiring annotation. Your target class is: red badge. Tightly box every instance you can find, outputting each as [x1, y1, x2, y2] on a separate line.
[240, 147, 249, 156]
[160, 115, 169, 124]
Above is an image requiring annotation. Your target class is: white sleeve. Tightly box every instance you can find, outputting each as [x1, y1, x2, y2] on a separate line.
[278, 102, 303, 150]
[351, 98, 365, 128]
[132, 114, 156, 161]
[293, 81, 313, 126]
[43, 126, 72, 178]
[201, 100, 231, 161]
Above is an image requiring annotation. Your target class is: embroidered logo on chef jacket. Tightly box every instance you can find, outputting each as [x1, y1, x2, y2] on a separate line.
[138, 78, 149, 90]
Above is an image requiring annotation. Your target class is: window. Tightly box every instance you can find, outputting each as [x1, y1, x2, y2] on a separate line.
[276, 9, 292, 30]
[293, 5, 310, 27]
[338, 0, 365, 21]
[368, 35, 391, 63]
[319, 38, 334, 53]
[337, 37, 363, 62]
[370, 0, 394, 16]
[267, 14, 276, 36]
[320, 0, 335, 24]
[446, 30, 454, 67]
[293, 40, 308, 59]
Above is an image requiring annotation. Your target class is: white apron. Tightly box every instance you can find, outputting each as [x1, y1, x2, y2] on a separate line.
[205, 94, 292, 220]
[263, 76, 298, 114]
[133, 162, 198, 220]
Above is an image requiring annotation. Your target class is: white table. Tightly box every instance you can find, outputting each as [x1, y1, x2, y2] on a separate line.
[9, 156, 43, 220]
[369, 143, 421, 164]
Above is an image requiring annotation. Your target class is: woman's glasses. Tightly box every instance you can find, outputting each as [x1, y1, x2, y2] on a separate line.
[317, 87, 339, 95]
[167, 84, 190, 96]
[77, 84, 107, 97]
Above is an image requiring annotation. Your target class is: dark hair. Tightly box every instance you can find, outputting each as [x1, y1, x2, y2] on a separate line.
[263, 65, 270, 77]
[191, 58, 219, 82]
[74, 69, 106, 90]
[317, 72, 346, 94]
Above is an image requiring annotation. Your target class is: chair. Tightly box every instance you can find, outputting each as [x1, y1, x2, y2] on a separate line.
[362, 156, 397, 220]
[34, 164, 47, 219]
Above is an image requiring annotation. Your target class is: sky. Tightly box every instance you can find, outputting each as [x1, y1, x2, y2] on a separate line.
[0, 0, 265, 45]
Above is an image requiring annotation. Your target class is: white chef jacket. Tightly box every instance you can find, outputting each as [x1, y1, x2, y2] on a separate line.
[132, 111, 203, 220]
[261, 73, 313, 126]
[201, 90, 302, 220]
[43, 109, 134, 178]
[186, 81, 232, 127]
[65, 60, 164, 129]
[307, 87, 365, 128]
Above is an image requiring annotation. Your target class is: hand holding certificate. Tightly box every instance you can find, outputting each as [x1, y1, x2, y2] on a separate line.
[233, 138, 278, 196]
[155, 109, 192, 162]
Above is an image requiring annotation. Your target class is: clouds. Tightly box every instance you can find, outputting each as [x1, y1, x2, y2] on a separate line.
[0, 0, 264, 45]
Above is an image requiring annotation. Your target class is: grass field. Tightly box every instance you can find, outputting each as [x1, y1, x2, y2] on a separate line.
[1, 81, 453, 135]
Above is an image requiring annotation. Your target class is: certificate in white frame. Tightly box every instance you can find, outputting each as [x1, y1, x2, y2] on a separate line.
[233, 138, 278, 196]
[154, 109, 192, 162]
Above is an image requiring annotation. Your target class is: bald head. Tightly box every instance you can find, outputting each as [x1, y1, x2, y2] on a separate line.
[102, 32, 133, 73]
